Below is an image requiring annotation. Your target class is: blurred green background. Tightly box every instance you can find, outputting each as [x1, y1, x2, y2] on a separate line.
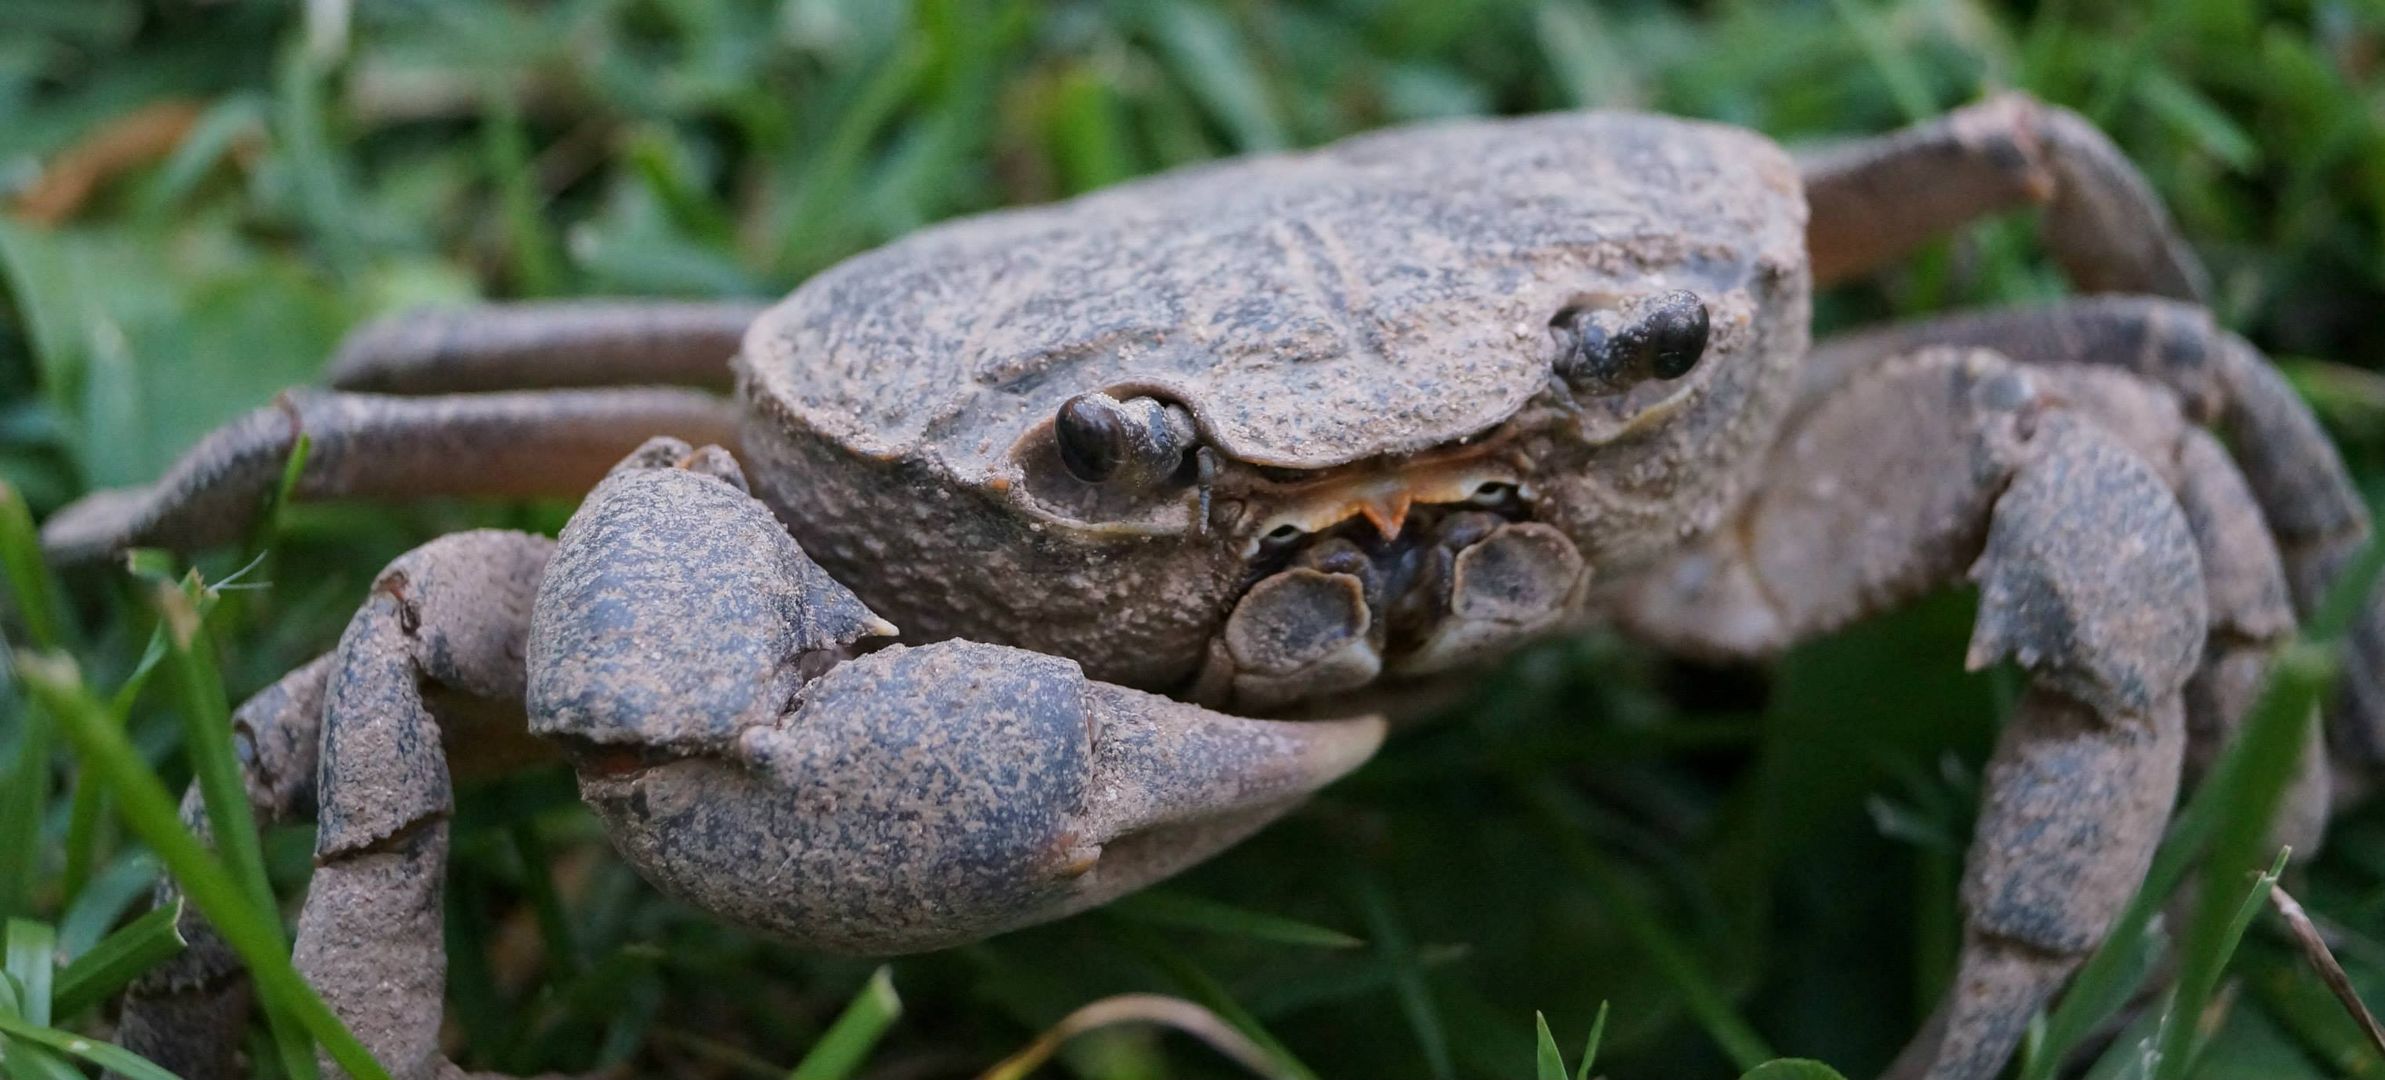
[6, 1, 2385, 1078]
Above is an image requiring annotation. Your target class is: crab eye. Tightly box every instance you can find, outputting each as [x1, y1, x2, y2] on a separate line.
[1052, 392, 1200, 491]
[1642, 291, 1710, 380]
[1552, 289, 1711, 392]
[1055, 395, 1130, 482]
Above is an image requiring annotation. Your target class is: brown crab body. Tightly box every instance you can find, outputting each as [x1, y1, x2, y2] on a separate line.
[739, 110, 1811, 695]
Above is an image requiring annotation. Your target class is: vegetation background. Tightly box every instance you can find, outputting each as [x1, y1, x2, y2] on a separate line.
[5, 0, 2385, 1078]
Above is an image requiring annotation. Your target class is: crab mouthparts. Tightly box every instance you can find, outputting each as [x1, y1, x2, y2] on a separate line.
[1248, 457, 1521, 550]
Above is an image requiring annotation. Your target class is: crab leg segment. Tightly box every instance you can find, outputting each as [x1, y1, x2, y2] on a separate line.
[325, 299, 764, 394]
[529, 440, 1384, 955]
[1623, 349, 2241, 1080]
[39, 387, 734, 565]
[117, 655, 335, 1080]
[1802, 92, 2207, 300]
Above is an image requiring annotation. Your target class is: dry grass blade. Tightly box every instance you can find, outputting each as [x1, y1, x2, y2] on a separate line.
[977, 994, 1289, 1080]
[11, 101, 207, 225]
[2270, 884, 2385, 1061]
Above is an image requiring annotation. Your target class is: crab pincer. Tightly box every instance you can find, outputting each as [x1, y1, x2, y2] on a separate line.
[529, 439, 1385, 954]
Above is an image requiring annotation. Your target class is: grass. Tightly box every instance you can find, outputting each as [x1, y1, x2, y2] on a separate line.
[3, 0, 2385, 1077]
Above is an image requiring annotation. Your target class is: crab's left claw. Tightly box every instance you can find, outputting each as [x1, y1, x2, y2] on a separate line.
[529, 439, 1383, 955]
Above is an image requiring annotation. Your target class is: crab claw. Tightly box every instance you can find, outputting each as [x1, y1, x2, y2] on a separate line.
[528, 439, 1382, 955]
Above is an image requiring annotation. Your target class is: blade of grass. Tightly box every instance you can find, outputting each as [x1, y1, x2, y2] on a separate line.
[1123, 926, 1320, 1080]
[979, 993, 1285, 1080]
[784, 966, 901, 1080]
[1524, 779, 1775, 1071]
[2151, 848, 2292, 1080]
[0, 1010, 182, 1080]
[2026, 602, 2369, 1076]
[2268, 885, 2385, 1060]
[772, 42, 930, 275]
[0, 995, 89, 1080]
[56, 851, 159, 958]
[1108, 891, 1363, 949]
[4, 920, 56, 1027]
[0, 478, 67, 923]
[274, 42, 361, 279]
[61, 620, 171, 906]
[506, 800, 582, 977]
[155, 578, 275, 921]
[1739, 1061, 1852, 1080]
[0, 690, 53, 925]
[0, 479, 67, 650]
[1824, 0, 1936, 123]
[17, 653, 387, 1080]
[52, 900, 184, 1020]
[1535, 1012, 1566, 1080]
[1578, 1002, 1609, 1080]
[481, 82, 563, 296]
[1139, 2, 1286, 151]
[1355, 880, 1452, 1080]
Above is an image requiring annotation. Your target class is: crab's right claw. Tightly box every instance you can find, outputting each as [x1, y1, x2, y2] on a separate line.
[529, 439, 1383, 955]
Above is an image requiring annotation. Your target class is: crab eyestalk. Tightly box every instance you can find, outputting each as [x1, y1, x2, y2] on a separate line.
[528, 439, 1382, 954]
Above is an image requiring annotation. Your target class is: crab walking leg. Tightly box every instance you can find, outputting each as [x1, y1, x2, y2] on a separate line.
[1802, 92, 2208, 300]
[290, 530, 556, 1080]
[1806, 297, 2367, 612]
[1620, 350, 2213, 1080]
[39, 387, 734, 565]
[324, 300, 766, 394]
[115, 655, 335, 1080]
[1804, 297, 2380, 779]
[528, 440, 1386, 955]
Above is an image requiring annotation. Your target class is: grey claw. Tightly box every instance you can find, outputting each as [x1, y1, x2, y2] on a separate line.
[531, 440, 1383, 955]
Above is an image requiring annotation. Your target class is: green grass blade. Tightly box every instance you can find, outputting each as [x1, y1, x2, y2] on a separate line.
[0, 1009, 181, 1080]
[1578, 1001, 1609, 1080]
[1356, 881, 1452, 1080]
[1740, 1061, 1852, 1080]
[62, 624, 171, 906]
[156, 579, 276, 923]
[56, 852, 159, 958]
[0, 478, 66, 924]
[17, 653, 389, 1080]
[1128, 928, 1320, 1080]
[481, 84, 563, 296]
[2027, 642, 2346, 1077]
[507, 814, 583, 978]
[4, 920, 56, 1027]
[274, 42, 362, 278]
[1823, 0, 1936, 122]
[1535, 1011, 1567, 1080]
[1525, 779, 1775, 1071]
[52, 900, 184, 1020]
[1141, 2, 1286, 151]
[0, 479, 67, 650]
[0, 1010, 90, 1080]
[772, 43, 930, 274]
[0, 699, 53, 926]
[2150, 845, 2296, 1080]
[783, 965, 901, 1080]
[1109, 891, 1363, 949]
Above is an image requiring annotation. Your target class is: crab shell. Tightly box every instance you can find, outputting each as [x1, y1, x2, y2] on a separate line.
[737, 111, 1813, 693]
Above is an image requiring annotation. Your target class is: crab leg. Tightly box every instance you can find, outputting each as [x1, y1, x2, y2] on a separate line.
[1805, 297, 2367, 611]
[530, 440, 1384, 954]
[1803, 298, 2380, 786]
[1803, 92, 2207, 300]
[1621, 349, 2282, 1080]
[116, 655, 335, 1080]
[38, 387, 733, 565]
[325, 300, 764, 394]
[121, 441, 1379, 1078]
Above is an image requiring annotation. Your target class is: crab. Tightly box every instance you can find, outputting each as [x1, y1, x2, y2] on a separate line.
[40, 94, 2375, 1080]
